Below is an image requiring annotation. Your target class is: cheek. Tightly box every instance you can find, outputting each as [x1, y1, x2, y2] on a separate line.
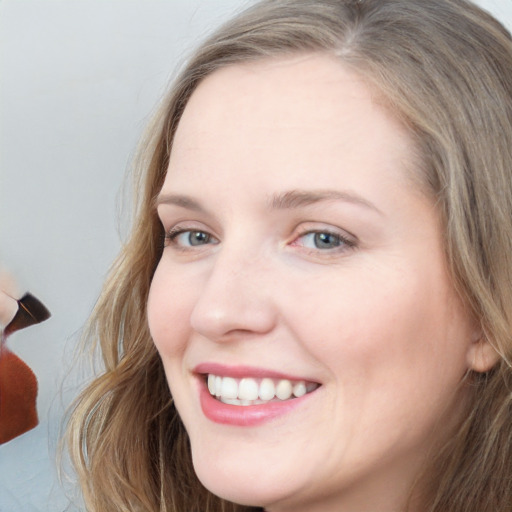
[284, 270, 472, 466]
[147, 260, 196, 359]
[287, 262, 470, 400]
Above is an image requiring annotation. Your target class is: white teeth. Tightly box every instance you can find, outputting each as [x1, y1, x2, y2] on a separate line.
[207, 374, 216, 395]
[293, 381, 307, 398]
[259, 378, 275, 401]
[239, 378, 259, 401]
[220, 397, 241, 406]
[215, 376, 222, 397]
[206, 374, 318, 404]
[221, 377, 238, 399]
[276, 379, 293, 400]
[220, 397, 267, 406]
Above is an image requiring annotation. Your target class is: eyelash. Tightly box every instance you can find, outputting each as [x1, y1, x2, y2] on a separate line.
[291, 228, 356, 253]
[162, 224, 356, 255]
[163, 226, 219, 250]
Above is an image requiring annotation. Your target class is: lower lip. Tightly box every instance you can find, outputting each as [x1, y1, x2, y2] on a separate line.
[198, 382, 315, 426]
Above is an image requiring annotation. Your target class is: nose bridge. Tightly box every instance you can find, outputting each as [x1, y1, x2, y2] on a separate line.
[189, 240, 276, 340]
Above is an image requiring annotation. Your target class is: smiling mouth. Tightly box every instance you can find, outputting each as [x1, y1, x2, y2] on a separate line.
[206, 374, 320, 406]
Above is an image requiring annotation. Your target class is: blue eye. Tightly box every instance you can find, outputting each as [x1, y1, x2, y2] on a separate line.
[312, 232, 342, 249]
[166, 229, 217, 248]
[186, 231, 211, 246]
[295, 231, 354, 251]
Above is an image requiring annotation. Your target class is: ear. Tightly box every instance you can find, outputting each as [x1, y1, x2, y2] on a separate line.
[466, 330, 501, 373]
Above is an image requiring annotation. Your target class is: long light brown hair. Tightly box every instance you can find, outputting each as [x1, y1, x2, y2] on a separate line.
[66, 1, 512, 510]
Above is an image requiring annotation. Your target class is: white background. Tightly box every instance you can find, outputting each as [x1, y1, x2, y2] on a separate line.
[0, 1, 510, 510]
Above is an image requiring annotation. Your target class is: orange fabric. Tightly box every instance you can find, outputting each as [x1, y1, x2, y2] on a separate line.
[0, 346, 38, 444]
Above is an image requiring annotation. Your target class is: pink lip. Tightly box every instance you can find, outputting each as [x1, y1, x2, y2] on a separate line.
[198, 386, 314, 426]
[194, 362, 314, 381]
[193, 363, 319, 427]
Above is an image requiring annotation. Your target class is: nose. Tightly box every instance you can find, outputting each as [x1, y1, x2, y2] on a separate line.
[189, 247, 278, 342]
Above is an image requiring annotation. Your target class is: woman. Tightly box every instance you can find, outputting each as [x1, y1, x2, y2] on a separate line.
[66, 0, 512, 510]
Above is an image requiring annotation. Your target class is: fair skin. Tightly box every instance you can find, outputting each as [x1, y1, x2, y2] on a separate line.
[0, 270, 20, 328]
[148, 54, 491, 512]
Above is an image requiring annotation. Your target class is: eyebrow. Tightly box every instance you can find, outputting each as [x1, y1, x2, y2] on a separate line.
[155, 189, 383, 216]
[269, 189, 383, 215]
[155, 194, 208, 214]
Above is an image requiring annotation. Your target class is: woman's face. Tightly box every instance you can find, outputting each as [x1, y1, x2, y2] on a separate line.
[148, 54, 479, 512]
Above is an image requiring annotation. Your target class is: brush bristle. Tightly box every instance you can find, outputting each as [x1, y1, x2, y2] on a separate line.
[4, 293, 51, 336]
[18, 293, 51, 323]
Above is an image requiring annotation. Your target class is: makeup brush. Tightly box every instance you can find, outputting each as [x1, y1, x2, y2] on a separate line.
[0, 293, 50, 444]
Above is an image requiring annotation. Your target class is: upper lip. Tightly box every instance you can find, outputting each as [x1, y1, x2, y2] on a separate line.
[193, 362, 321, 383]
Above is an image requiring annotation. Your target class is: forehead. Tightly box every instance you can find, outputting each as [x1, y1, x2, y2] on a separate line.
[175, 53, 391, 143]
[167, 54, 418, 201]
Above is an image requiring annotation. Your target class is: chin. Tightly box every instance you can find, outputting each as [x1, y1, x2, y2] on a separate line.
[191, 447, 297, 509]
